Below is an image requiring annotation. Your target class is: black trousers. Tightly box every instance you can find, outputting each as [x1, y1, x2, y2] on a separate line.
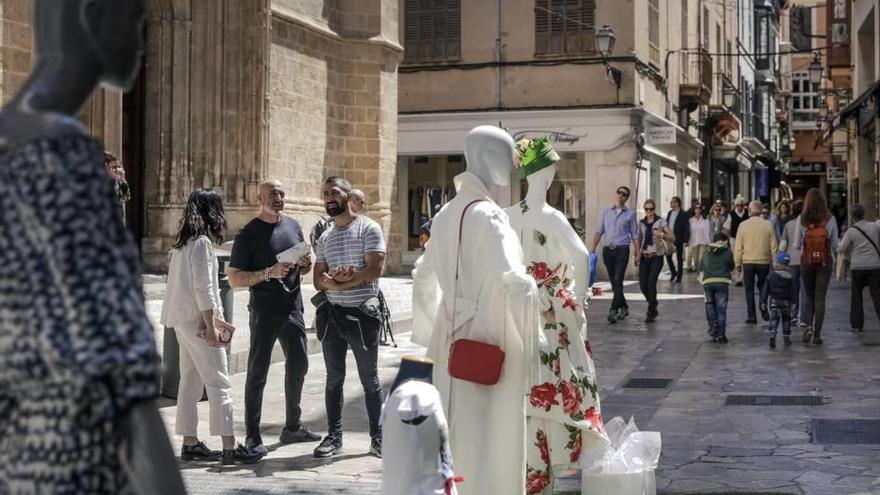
[666, 242, 685, 280]
[244, 309, 309, 442]
[851, 269, 880, 330]
[316, 303, 383, 439]
[603, 246, 630, 312]
[743, 264, 770, 321]
[639, 254, 664, 314]
[802, 264, 832, 333]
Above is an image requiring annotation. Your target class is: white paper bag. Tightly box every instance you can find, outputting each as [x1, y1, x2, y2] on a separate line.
[582, 471, 656, 495]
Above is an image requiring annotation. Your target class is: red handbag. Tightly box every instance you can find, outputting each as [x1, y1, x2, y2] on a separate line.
[446, 200, 506, 386]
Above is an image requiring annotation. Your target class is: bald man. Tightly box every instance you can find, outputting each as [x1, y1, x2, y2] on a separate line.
[349, 188, 365, 214]
[228, 180, 321, 453]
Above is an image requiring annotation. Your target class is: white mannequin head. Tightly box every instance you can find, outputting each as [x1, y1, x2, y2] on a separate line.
[465, 126, 515, 189]
[525, 164, 558, 203]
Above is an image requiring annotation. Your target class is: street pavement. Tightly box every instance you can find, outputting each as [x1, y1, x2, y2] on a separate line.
[158, 270, 880, 495]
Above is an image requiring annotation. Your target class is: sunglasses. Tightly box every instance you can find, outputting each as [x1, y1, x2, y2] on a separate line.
[616, 190, 630, 197]
[644, 207, 655, 211]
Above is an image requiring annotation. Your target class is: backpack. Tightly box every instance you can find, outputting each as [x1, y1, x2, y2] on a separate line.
[802, 220, 830, 267]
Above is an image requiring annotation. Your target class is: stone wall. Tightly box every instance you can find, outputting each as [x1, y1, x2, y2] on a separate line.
[0, 0, 31, 105]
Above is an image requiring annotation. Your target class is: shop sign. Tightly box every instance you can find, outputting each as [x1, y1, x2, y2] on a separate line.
[827, 166, 846, 184]
[789, 161, 826, 174]
[511, 129, 587, 145]
[645, 126, 677, 145]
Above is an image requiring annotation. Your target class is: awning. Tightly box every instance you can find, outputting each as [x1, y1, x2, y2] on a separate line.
[836, 80, 880, 125]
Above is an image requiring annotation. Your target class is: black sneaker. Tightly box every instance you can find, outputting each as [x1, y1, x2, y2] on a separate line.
[718, 336, 728, 344]
[607, 312, 617, 325]
[645, 313, 656, 323]
[745, 319, 757, 325]
[783, 336, 792, 346]
[769, 336, 776, 349]
[616, 307, 629, 320]
[245, 436, 269, 456]
[313, 434, 343, 458]
[851, 327, 863, 333]
[221, 443, 263, 465]
[280, 425, 321, 444]
[181, 441, 221, 461]
[802, 327, 814, 344]
[811, 336, 823, 346]
[369, 436, 382, 458]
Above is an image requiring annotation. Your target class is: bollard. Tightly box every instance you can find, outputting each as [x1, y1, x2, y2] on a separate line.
[160, 248, 234, 399]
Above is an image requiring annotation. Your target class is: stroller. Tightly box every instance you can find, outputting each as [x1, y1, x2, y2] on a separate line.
[377, 290, 397, 347]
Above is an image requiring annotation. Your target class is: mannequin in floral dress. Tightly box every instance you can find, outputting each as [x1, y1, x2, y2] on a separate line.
[504, 138, 609, 495]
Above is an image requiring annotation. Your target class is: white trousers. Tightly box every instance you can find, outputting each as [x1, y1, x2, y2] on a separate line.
[174, 322, 235, 437]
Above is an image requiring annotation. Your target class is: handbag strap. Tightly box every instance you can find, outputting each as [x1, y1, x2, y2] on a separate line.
[451, 199, 486, 335]
[853, 225, 880, 261]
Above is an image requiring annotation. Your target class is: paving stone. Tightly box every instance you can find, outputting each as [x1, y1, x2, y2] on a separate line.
[796, 471, 843, 484]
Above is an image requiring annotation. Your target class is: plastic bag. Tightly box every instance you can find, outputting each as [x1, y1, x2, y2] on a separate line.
[581, 416, 661, 495]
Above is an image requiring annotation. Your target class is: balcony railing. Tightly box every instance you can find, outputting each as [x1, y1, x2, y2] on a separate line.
[679, 49, 713, 107]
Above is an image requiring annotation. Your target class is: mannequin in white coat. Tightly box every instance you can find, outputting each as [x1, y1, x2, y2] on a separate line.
[505, 155, 608, 495]
[412, 125, 542, 495]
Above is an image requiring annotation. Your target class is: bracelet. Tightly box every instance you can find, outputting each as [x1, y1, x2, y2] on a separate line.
[263, 268, 270, 282]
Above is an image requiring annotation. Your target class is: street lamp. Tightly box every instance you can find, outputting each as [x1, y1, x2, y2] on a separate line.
[597, 24, 616, 59]
[722, 87, 736, 109]
[596, 24, 621, 90]
[808, 54, 823, 84]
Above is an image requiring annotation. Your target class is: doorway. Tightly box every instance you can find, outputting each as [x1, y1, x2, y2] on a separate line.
[122, 60, 147, 247]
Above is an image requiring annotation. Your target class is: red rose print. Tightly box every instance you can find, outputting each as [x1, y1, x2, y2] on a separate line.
[585, 340, 594, 358]
[526, 470, 551, 494]
[558, 328, 571, 349]
[535, 429, 550, 465]
[585, 406, 605, 432]
[560, 380, 582, 416]
[569, 431, 582, 463]
[529, 383, 559, 411]
[531, 262, 549, 281]
[557, 288, 578, 310]
[552, 355, 561, 376]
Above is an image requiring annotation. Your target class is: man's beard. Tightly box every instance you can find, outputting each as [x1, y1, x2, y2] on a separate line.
[325, 201, 346, 217]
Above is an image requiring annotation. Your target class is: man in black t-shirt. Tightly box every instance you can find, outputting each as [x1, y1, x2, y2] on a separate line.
[228, 180, 321, 454]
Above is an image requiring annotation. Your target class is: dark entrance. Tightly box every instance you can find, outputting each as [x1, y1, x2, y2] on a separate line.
[122, 60, 147, 247]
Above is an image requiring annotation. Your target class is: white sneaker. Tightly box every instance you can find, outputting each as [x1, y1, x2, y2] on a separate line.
[251, 443, 269, 456]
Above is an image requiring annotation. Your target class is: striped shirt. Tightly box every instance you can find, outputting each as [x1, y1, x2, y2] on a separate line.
[315, 215, 386, 307]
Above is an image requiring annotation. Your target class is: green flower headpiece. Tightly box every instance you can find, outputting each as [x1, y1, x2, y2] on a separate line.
[514, 137, 560, 178]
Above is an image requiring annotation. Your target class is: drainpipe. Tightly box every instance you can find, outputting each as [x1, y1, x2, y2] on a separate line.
[495, 0, 502, 110]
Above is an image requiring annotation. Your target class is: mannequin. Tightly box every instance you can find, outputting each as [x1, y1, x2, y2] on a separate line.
[383, 356, 459, 495]
[0, 1, 183, 494]
[504, 139, 608, 495]
[412, 125, 542, 495]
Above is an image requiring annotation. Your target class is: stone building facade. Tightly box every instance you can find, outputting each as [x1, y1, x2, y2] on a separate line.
[0, 0, 403, 273]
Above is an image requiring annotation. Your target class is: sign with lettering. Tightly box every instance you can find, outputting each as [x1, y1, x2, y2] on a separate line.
[827, 0, 850, 68]
[827, 166, 846, 184]
[789, 161, 826, 174]
[645, 126, 677, 145]
[511, 129, 587, 146]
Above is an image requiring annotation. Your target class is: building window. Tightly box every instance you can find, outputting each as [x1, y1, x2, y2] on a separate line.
[648, 0, 660, 64]
[702, 7, 709, 48]
[681, 0, 689, 81]
[791, 6, 813, 51]
[535, 0, 597, 55]
[403, 0, 461, 63]
[791, 71, 821, 122]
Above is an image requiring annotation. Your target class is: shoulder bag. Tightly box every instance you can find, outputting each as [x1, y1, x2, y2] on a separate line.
[447, 199, 506, 386]
[853, 225, 880, 261]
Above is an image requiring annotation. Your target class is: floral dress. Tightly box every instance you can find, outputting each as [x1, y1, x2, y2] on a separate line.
[507, 200, 608, 495]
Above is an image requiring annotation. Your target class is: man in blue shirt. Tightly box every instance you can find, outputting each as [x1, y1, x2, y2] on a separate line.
[591, 186, 641, 324]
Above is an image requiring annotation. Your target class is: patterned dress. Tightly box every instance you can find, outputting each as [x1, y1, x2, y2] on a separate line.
[0, 135, 162, 494]
[506, 200, 608, 495]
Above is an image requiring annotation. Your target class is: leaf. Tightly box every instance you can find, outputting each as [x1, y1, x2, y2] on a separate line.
[520, 200, 529, 214]
[534, 230, 547, 245]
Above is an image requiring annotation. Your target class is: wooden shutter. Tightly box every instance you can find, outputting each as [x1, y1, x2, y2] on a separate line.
[535, 0, 551, 53]
[403, 0, 460, 62]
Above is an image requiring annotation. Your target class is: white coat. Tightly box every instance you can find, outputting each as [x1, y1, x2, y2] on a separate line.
[412, 171, 541, 495]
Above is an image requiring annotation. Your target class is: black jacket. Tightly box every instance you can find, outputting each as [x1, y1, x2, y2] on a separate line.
[762, 267, 795, 302]
[666, 208, 690, 245]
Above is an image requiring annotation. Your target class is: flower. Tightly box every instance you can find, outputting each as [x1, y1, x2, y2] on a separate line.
[552, 355, 561, 376]
[585, 340, 594, 358]
[526, 470, 551, 494]
[557, 288, 578, 310]
[558, 328, 571, 349]
[569, 431, 582, 463]
[585, 406, 605, 432]
[529, 383, 559, 411]
[560, 380, 582, 416]
[531, 262, 549, 281]
[535, 429, 550, 465]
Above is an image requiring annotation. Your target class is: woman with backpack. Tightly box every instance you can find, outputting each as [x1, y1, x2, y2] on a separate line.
[838, 204, 880, 332]
[638, 199, 675, 322]
[794, 188, 839, 345]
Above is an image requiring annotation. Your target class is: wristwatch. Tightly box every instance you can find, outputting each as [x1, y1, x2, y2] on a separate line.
[263, 268, 270, 282]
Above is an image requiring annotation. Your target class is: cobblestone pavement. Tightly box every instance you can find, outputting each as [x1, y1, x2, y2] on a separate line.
[159, 271, 880, 495]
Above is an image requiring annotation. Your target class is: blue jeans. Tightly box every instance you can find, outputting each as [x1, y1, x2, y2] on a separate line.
[704, 283, 729, 337]
[603, 246, 630, 312]
[768, 298, 792, 337]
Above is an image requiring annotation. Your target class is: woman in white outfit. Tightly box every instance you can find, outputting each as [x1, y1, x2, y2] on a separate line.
[688, 205, 712, 274]
[161, 189, 262, 464]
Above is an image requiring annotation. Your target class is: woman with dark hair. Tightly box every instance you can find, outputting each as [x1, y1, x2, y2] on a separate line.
[779, 199, 805, 325]
[794, 189, 839, 345]
[774, 200, 792, 240]
[638, 199, 675, 322]
[161, 189, 263, 464]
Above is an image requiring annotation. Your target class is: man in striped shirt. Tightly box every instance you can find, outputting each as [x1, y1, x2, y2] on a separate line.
[313, 176, 386, 459]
